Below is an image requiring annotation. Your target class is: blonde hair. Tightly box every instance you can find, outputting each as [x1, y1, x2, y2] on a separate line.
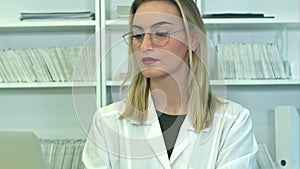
[119, 0, 223, 132]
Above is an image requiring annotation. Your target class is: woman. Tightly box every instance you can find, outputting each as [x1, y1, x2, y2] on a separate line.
[82, 0, 258, 168]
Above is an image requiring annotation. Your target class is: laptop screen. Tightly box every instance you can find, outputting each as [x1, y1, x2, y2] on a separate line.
[0, 130, 45, 169]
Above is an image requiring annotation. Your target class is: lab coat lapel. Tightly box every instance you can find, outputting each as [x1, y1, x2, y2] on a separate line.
[170, 115, 192, 164]
[147, 120, 171, 169]
[145, 97, 171, 169]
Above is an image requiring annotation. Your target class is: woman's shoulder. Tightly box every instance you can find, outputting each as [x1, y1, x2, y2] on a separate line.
[220, 99, 251, 120]
[94, 100, 126, 120]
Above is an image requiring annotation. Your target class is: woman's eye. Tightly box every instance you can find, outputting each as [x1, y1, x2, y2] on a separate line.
[132, 33, 143, 39]
[155, 32, 169, 36]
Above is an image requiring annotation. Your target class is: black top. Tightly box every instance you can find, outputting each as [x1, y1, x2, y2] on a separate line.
[156, 110, 186, 159]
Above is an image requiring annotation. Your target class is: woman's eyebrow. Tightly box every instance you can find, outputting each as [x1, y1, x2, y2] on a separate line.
[132, 21, 174, 30]
[151, 21, 174, 28]
[132, 25, 143, 30]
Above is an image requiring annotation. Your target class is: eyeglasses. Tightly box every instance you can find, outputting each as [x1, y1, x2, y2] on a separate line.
[122, 26, 184, 47]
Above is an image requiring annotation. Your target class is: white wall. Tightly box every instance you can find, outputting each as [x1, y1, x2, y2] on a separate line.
[0, 88, 94, 139]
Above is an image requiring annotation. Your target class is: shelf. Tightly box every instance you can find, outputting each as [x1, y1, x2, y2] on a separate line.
[203, 18, 300, 25]
[106, 80, 129, 86]
[0, 20, 96, 28]
[105, 18, 300, 27]
[106, 79, 300, 87]
[106, 19, 129, 26]
[0, 82, 96, 89]
[210, 79, 300, 86]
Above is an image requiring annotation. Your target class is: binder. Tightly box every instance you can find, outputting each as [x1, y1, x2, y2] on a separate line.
[274, 106, 300, 169]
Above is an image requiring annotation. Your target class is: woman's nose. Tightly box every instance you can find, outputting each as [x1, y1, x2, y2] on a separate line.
[140, 33, 154, 50]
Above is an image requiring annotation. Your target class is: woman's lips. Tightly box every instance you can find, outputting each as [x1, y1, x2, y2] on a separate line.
[141, 57, 159, 65]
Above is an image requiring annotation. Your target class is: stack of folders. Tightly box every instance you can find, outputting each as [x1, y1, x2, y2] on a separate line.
[202, 13, 274, 19]
[20, 11, 95, 21]
[40, 139, 86, 169]
[0, 46, 95, 83]
[216, 43, 290, 80]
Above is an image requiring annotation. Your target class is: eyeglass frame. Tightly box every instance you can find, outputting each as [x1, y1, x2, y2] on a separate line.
[122, 28, 185, 47]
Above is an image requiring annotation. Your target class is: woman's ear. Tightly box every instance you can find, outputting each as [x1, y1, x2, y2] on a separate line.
[191, 32, 199, 51]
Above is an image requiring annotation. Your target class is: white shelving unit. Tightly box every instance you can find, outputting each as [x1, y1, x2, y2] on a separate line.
[0, 0, 101, 139]
[100, 0, 300, 163]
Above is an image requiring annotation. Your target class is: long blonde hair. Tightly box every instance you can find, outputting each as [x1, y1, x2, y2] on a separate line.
[119, 0, 223, 132]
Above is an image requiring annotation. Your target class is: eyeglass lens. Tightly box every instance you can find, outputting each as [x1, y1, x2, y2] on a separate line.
[127, 25, 170, 47]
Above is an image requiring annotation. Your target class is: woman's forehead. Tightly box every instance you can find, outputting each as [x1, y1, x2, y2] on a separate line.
[132, 12, 183, 28]
[135, 1, 181, 16]
[132, 1, 183, 28]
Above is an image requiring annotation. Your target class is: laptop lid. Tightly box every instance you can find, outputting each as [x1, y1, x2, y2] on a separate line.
[0, 130, 45, 169]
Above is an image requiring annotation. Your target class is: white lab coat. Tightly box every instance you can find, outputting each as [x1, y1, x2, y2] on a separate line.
[82, 98, 258, 169]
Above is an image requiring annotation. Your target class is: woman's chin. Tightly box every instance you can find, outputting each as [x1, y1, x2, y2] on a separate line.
[141, 69, 166, 78]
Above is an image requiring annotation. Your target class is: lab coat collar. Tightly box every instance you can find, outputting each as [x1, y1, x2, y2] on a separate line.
[126, 94, 188, 168]
[127, 94, 195, 128]
[144, 94, 195, 167]
[146, 117, 171, 169]
[169, 115, 191, 164]
[125, 94, 217, 167]
[170, 107, 226, 163]
[144, 94, 172, 168]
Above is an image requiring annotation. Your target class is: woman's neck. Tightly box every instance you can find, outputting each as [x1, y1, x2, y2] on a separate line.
[150, 75, 188, 116]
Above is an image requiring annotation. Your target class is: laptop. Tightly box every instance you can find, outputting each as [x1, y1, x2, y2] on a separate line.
[0, 130, 45, 169]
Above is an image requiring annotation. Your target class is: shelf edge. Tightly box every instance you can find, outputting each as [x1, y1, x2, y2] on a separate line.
[105, 18, 300, 27]
[0, 82, 96, 89]
[0, 20, 96, 28]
